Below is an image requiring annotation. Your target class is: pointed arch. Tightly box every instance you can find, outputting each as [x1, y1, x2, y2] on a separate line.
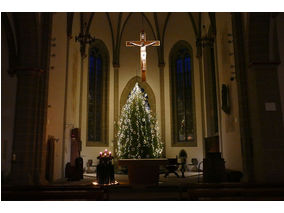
[87, 39, 110, 146]
[169, 40, 197, 147]
[120, 76, 156, 115]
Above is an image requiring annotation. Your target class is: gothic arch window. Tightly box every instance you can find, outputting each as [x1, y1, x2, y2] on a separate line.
[170, 40, 196, 147]
[120, 76, 156, 115]
[87, 40, 109, 146]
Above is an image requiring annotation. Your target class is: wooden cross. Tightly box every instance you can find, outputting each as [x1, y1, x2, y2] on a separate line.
[126, 31, 160, 82]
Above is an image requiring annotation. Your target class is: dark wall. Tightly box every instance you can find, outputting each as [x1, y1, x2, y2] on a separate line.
[1, 23, 17, 178]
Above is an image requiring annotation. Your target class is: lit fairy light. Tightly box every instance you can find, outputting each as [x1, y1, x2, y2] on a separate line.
[92, 180, 119, 186]
[116, 83, 164, 159]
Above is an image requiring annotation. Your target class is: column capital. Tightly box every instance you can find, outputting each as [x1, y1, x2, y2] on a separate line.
[14, 67, 44, 76]
[113, 63, 120, 69]
[196, 37, 214, 48]
[68, 34, 73, 40]
[158, 63, 165, 69]
[248, 61, 281, 68]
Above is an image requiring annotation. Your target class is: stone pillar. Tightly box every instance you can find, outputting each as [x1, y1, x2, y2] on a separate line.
[61, 32, 71, 178]
[113, 64, 120, 157]
[196, 38, 203, 58]
[79, 57, 84, 129]
[234, 12, 284, 182]
[196, 38, 206, 156]
[201, 37, 219, 137]
[232, 13, 255, 182]
[247, 62, 284, 182]
[158, 63, 166, 157]
[11, 68, 45, 185]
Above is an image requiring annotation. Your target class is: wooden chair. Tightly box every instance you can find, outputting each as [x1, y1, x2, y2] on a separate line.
[164, 158, 180, 178]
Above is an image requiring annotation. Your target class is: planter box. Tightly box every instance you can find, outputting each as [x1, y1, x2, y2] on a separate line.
[118, 159, 168, 185]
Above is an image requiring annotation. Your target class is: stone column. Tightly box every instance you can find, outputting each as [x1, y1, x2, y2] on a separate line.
[113, 64, 120, 157]
[201, 37, 218, 137]
[11, 68, 45, 185]
[247, 62, 284, 182]
[79, 57, 84, 129]
[232, 13, 255, 182]
[196, 38, 206, 156]
[61, 33, 73, 178]
[232, 13, 284, 182]
[158, 63, 166, 157]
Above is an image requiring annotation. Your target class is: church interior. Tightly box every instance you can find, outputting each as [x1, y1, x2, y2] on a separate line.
[2, 11, 284, 201]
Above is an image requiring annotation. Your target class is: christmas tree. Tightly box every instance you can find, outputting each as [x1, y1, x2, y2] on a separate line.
[116, 83, 164, 159]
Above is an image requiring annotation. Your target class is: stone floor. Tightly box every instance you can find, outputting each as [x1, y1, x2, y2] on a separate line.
[83, 171, 202, 185]
[3, 171, 284, 201]
[50, 170, 202, 188]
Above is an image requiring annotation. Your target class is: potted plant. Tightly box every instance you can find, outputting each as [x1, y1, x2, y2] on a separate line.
[116, 83, 166, 185]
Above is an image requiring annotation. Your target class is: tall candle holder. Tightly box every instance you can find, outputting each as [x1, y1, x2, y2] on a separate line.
[93, 149, 118, 186]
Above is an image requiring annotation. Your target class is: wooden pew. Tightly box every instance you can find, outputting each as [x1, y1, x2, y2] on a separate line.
[187, 183, 284, 200]
[2, 185, 105, 201]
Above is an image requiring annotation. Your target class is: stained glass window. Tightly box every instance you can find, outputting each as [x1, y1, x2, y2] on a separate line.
[87, 40, 109, 147]
[88, 48, 103, 142]
[170, 42, 195, 146]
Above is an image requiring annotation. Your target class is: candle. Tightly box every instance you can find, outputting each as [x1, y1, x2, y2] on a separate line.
[109, 152, 112, 156]
[99, 152, 102, 156]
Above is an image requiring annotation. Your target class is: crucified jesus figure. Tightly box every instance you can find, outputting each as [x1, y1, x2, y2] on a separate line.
[126, 31, 160, 82]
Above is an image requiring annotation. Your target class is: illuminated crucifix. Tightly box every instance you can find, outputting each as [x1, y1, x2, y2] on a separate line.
[126, 31, 160, 82]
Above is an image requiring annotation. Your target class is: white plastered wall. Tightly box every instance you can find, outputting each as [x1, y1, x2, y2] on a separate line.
[119, 12, 161, 142]
[47, 12, 83, 180]
[48, 12, 244, 178]
[1, 28, 17, 177]
[277, 13, 284, 127]
[215, 13, 243, 171]
[163, 13, 204, 163]
[81, 12, 162, 166]
[46, 12, 67, 180]
[80, 12, 114, 166]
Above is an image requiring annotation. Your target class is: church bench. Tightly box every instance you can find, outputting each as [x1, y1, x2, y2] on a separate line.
[1, 185, 105, 201]
[104, 185, 183, 201]
[2, 190, 105, 201]
[2, 184, 101, 191]
[187, 187, 284, 200]
[3, 183, 284, 201]
[184, 182, 284, 189]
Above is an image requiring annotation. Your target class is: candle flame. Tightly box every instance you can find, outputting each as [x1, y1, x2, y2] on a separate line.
[92, 181, 119, 186]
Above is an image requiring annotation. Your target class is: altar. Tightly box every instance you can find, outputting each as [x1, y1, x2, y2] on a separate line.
[118, 159, 168, 185]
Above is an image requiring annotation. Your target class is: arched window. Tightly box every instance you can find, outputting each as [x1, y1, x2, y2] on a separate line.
[120, 76, 156, 115]
[170, 41, 196, 147]
[87, 40, 109, 146]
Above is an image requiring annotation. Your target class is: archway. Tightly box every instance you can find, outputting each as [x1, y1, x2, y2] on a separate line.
[120, 76, 156, 115]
